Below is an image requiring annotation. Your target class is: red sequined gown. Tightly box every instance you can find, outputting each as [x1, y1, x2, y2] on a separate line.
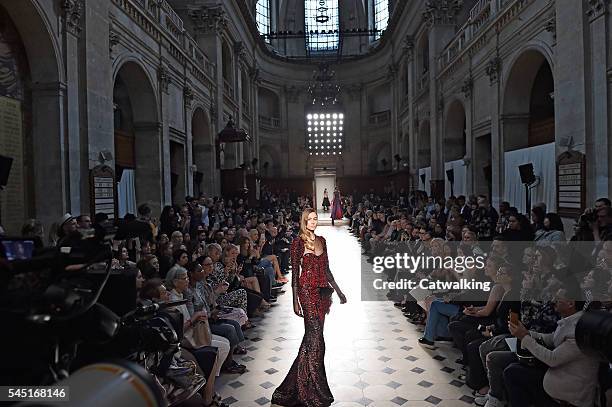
[271, 236, 336, 407]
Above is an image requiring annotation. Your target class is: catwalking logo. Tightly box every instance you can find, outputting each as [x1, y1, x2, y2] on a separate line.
[372, 253, 486, 274]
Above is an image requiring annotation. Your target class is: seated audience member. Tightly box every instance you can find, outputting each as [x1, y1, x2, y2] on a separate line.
[504, 287, 600, 407]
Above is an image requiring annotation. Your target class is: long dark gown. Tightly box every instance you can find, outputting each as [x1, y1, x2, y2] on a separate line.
[271, 236, 336, 407]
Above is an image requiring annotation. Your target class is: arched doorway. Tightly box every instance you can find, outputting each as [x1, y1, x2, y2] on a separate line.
[0, 1, 62, 233]
[502, 49, 556, 212]
[113, 61, 162, 216]
[192, 107, 213, 196]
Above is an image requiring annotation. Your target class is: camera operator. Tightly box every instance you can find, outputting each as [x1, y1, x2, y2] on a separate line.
[504, 286, 601, 407]
[582, 198, 612, 243]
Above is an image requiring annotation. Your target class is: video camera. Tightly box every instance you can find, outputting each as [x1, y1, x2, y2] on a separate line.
[0, 230, 198, 406]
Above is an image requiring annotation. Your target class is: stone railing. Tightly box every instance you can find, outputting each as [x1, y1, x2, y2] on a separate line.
[438, 0, 521, 73]
[223, 79, 234, 98]
[258, 115, 281, 128]
[113, 0, 215, 84]
[368, 110, 391, 125]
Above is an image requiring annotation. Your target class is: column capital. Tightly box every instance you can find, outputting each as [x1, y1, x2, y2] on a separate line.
[423, 0, 463, 27]
[188, 5, 228, 35]
[61, 0, 83, 36]
[485, 57, 501, 85]
[586, 0, 609, 19]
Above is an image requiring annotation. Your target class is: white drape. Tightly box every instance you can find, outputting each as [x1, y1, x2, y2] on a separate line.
[503, 142, 556, 213]
[117, 169, 137, 217]
[444, 159, 467, 198]
[418, 167, 431, 196]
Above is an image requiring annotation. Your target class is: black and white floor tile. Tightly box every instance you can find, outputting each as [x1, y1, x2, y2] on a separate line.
[216, 226, 475, 406]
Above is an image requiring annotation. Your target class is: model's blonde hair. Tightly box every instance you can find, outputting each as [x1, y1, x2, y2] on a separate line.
[299, 207, 317, 251]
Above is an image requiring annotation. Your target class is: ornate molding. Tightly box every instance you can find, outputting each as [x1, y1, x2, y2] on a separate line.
[61, 0, 83, 35]
[284, 85, 302, 103]
[345, 83, 363, 101]
[386, 62, 399, 80]
[234, 41, 247, 59]
[248, 66, 261, 84]
[158, 66, 171, 94]
[545, 12, 556, 40]
[109, 26, 120, 54]
[461, 76, 473, 98]
[485, 57, 501, 84]
[403, 35, 415, 60]
[423, 0, 463, 26]
[184, 84, 195, 106]
[189, 5, 228, 34]
[586, 0, 609, 19]
[437, 93, 444, 113]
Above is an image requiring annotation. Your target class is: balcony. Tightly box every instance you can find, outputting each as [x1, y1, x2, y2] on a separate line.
[112, 0, 215, 84]
[438, 0, 520, 73]
[223, 79, 234, 98]
[259, 115, 281, 128]
[368, 110, 391, 126]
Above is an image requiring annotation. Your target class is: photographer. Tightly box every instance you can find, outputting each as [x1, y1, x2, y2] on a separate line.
[504, 286, 600, 407]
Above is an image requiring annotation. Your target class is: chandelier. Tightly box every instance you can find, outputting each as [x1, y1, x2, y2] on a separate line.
[307, 63, 340, 106]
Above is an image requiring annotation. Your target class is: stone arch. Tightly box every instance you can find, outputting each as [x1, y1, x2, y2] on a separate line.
[444, 99, 467, 162]
[501, 46, 555, 151]
[192, 106, 214, 196]
[113, 60, 163, 215]
[0, 0, 63, 232]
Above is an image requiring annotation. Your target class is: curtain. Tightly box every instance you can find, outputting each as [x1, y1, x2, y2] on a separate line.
[444, 159, 467, 198]
[418, 167, 431, 197]
[117, 168, 137, 217]
[503, 142, 556, 213]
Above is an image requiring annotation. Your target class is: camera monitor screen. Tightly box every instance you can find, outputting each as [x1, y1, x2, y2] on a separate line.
[0, 239, 35, 261]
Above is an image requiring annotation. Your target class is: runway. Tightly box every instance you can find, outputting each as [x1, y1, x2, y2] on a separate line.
[216, 225, 474, 406]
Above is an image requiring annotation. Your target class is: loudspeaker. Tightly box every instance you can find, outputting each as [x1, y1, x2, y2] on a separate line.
[0, 155, 13, 187]
[420, 173, 426, 185]
[446, 169, 455, 183]
[518, 163, 536, 185]
[194, 171, 203, 185]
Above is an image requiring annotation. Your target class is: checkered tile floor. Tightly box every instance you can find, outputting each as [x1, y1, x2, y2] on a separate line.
[216, 226, 474, 406]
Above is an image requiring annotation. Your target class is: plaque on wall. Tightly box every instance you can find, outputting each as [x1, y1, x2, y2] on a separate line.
[90, 165, 117, 220]
[556, 151, 585, 218]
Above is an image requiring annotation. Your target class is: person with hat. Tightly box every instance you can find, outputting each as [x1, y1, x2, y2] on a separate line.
[56, 213, 80, 247]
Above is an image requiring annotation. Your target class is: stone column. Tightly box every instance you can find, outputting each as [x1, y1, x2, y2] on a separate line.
[585, 0, 610, 199]
[134, 122, 164, 215]
[61, 0, 83, 214]
[184, 85, 195, 196]
[404, 36, 418, 188]
[388, 63, 400, 166]
[424, 1, 461, 194]
[462, 75, 474, 195]
[487, 57, 503, 208]
[32, 82, 68, 229]
[84, 0, 113, 214]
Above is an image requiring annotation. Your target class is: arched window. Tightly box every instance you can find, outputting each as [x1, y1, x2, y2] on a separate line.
[256, 0, 271, 43]
[373, 0, 389, 40]
[305, 0, 339, 52]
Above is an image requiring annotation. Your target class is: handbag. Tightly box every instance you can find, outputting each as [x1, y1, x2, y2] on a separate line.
[319, 286, 334, 299]
[182, 319, 212, 349]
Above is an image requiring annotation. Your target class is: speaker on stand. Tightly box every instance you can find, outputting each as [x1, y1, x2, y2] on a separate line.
[518, 163, 536, 217]
[446, 169, 455, 197]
